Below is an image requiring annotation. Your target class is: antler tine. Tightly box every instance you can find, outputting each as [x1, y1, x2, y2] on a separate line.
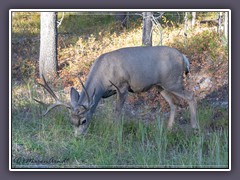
[33, 98, 47, 106]
[34, 75, 70, 116]
[42, 102, 67, 116]
[40, 75, 59, 101]
[78, 76, 90, 105]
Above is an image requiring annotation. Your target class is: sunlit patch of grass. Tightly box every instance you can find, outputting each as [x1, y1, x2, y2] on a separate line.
[12, 12, 40, 37]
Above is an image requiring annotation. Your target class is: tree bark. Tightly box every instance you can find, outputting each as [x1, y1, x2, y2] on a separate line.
[224, 12, 228, 40]
[142, 12, 153, 46]
[39, 12, 58, 81]
[218, 12, 223, 35]
[192, 12, 196, 27]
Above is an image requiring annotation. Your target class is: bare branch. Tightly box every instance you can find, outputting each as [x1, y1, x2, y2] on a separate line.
[57, 12, 64, 28]
[151, 13, 163, 45]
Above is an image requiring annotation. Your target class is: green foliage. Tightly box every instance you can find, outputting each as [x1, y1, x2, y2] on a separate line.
[190, 30, 227, 61]
[197, 12, 219, 21]
[169, 29, 228, 62]
[12, 12, 115, 38]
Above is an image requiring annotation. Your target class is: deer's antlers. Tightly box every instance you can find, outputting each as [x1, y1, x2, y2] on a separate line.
[34, 75, 71, 116]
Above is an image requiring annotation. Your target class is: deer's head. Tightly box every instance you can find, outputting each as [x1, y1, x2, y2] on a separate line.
[34, 75, 95, 137]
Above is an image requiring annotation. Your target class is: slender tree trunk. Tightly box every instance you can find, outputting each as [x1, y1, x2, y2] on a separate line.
[184, 12, 188, 49]
[192, 12, 196, 27]
[39, 12, 58, 81]
[142, 12, 153, 46]
[224, 12, 228, 40]
[218, 12, 223, 35]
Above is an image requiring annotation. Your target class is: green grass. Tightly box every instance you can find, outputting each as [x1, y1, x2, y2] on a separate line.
[58, 13, 115, 34]
[11, 83, 229, 169]
[12, 12, 40, 37]
[12, 12, 115, 38]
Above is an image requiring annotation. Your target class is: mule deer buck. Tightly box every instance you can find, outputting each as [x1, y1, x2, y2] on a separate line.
[35, 46, 198, 136]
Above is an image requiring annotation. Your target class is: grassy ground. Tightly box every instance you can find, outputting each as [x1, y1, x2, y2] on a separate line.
[11, 12, 229, 169]
[11, 82, 228, 169]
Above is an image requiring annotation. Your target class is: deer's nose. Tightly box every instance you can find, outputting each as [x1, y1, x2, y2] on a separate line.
[81, 119, 87, 125]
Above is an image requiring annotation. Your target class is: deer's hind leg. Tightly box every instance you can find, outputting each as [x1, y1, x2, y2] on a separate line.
[170, 89, 198, 129]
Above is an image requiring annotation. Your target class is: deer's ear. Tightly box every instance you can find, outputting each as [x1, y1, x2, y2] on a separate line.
[70, 87, 79, 107]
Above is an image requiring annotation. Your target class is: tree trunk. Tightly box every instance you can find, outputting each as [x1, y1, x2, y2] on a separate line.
[184, 12, 188, 49]
[142, 12, 153, 46]
[218, 12, 223, 35]
[192, 12, 196, 27]
[39, 12, 58, 81]
[224, 12, 228, 40]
